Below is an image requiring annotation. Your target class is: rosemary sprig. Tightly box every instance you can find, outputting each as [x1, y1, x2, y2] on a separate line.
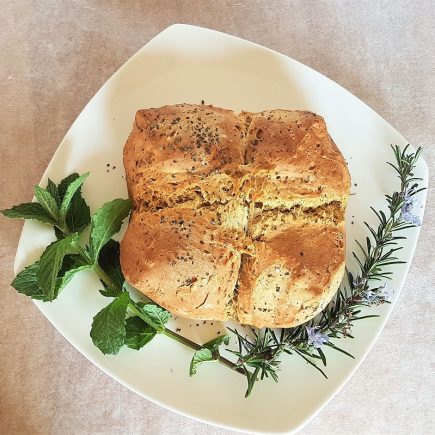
[229, 144, 425, 396]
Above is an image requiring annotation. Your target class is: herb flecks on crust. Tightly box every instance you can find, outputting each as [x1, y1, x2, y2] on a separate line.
[121, 105, 351, 329]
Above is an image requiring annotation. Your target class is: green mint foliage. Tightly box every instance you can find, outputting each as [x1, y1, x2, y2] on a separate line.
[46, 179, 61, 206]
[11, 262, 48, 301]
[57, 173, 91, 233]
[56, 265, 92, 296]
[54, 227, 65, 239]
[58, 174, 79, 196]
[202, 335, 230, 352]
[89, 199, 131, 263]
[37, 233, 80, 301]
[137, 304, 171, 332]
[11, 255, 83, 301]
[189, 335, 230, 376]
[1, 203, 57, 226]
[1, 174, 91, 235]
[59, 172, 89, 228]
[99, 286, 123, 298]
[189, 348, 214, 376]
[64, 195, 90, 234]
[58, 254, 81, 274]
[90, 292, 130, 355]
[98, 240, 124, 297]
[34, 185, 60, 222]
[124, 316, 156, 350]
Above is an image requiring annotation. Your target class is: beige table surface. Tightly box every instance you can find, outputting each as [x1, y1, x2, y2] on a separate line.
[1, 1, 434, 434]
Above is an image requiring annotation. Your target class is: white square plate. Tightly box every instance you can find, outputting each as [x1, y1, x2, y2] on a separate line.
[14, 25, 428, 434]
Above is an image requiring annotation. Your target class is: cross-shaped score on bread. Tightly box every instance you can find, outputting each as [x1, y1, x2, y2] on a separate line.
[120, 104, 350, 328]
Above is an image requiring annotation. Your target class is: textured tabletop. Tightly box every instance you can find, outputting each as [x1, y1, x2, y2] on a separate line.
[1, 1, 434, 434]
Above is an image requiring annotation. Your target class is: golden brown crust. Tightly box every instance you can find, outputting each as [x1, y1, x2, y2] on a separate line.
[124, 105, 245, 212]
[120, 104, 351, 328]
[236, 218, 346, 328]
[120, 205, 245, 320]
[240, 110, 351, 210]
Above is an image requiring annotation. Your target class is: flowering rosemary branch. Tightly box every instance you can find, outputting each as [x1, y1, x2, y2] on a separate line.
[229, 144, 425, 397]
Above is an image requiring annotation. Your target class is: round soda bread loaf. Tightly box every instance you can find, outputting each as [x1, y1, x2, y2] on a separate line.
[120, 104, 350, 328]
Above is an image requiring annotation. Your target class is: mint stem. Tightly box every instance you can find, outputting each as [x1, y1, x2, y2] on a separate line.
[128, 300, 242, 374]
[163, 327, 244, 374]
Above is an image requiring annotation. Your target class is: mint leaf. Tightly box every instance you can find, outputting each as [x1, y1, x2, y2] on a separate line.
[203, 334, 230, 352]
[58, 173, 79, 197]
[90, 292, 130, 355]
[59, 172, 89, 227]
[34, 185, 60, 223]
[124, 316, 156, 350]
[11, 262, 48, 301]
[12, 259, 90, 301]
[99, 287, 123, 298]
[189, 348, 214, 376]
[189, 335, 230, 376]
[139, 304, 171, 332]
[56, 265, 92, 295]
[89, 198, 131, 263]
[37, 233, 80, 301]
[66, 192, 91, 233]
[46, 179, 61, 206]
[1, 203, 56, 226]
[54, 227, 65, 239]
[58, 254, 81, 275]
[58, 173, 91, 233]
[98, 239, 124, 294]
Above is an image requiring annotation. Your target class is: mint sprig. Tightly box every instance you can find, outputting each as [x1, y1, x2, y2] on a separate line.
[2, 173, 235, 379]
[1, 174, 91, 235]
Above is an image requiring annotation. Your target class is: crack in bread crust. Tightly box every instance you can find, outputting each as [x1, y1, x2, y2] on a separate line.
[121, 104, 351, 328]
[226, 114, 254, 317]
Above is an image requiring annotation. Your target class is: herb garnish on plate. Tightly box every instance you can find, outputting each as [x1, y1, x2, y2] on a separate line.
[1, 145, 424, 397]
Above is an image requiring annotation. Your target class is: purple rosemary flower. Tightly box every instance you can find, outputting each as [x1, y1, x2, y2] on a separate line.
[306, 326, 329, 349]
[379, 282, 393, 302]
[401, 190, 422, 226]
[363, 290, 376, 302]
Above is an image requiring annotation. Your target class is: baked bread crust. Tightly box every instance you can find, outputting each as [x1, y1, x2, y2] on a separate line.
[120, 104, 351, 328]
